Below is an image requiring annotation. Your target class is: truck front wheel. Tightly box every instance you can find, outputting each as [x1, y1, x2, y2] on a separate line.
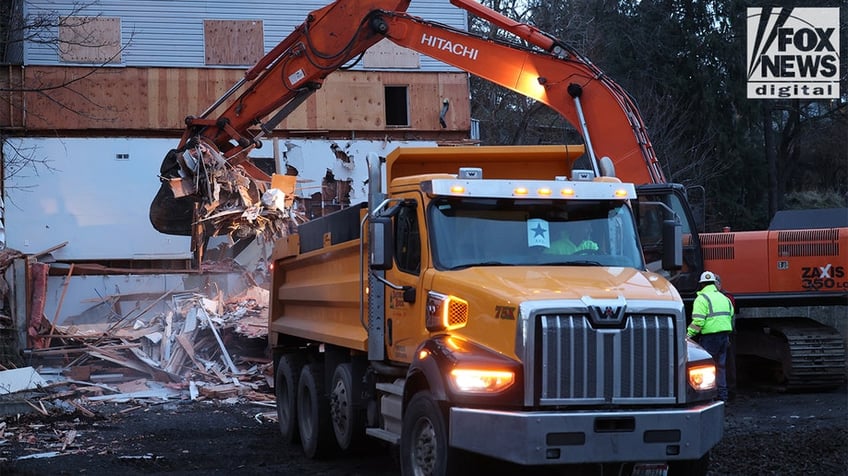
[297, 363, 336, 458]
[400, 391, 461, 476]
[275, 354, 304, 444]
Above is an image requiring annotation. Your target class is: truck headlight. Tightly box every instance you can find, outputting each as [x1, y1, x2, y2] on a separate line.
[688, 364, 717, 391]
[449, 368, 515, 393]
[686, 337, 717, 391]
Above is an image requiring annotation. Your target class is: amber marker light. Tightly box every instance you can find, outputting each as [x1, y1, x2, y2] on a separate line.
[450, 368, 515, 393]
[513, 187, 529, 196]
[688, 364, 717, 391]
[450, 184, 466, 194]
[560, 188, 575, 197]
[614, 188, 628, 198]
[426, 292, 469, 332]
[537, 187, 552, 196]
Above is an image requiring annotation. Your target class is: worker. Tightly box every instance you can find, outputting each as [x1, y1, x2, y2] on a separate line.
[687, 271, 735, 401]
[546, 221, 599, 255]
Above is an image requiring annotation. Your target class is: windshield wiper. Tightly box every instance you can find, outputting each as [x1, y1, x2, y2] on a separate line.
[540, 260, 602, 266]
[449, 261, 513, 270]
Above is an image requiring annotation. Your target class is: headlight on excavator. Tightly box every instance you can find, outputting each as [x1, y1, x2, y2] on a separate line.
[449, 368, 515, 393]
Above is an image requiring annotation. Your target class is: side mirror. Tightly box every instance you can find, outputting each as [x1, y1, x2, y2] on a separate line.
[662, 219, 683, 270]
[369, 216, 394, 270]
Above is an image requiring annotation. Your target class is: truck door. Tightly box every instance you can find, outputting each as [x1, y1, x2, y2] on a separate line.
[383, 192, 429, 364]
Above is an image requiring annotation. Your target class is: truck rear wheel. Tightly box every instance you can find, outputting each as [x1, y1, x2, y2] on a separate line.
[330, 363, 364, 451]
[275, 354, 304, 443]
[297, 363, 336, 458]
[400, 391, 461, 476]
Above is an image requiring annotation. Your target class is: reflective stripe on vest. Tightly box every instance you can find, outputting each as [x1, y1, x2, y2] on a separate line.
[691, 290, 733, 335]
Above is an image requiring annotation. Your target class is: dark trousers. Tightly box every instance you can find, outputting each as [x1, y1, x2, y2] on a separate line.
[699, 332, 730, 400]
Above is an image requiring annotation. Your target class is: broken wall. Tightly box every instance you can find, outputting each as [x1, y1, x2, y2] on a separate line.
[2, 136, 437, 361]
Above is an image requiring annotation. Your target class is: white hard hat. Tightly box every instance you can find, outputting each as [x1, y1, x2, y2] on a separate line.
[699, 271, 717, 283]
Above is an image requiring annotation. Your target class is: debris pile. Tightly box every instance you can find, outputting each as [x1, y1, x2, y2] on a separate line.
[1, 285, 275, 416]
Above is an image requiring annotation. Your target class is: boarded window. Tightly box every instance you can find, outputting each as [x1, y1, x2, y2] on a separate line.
[204, 20, 264, 66]
[364, 40, 419, 69]
[59, 16, 121, 64]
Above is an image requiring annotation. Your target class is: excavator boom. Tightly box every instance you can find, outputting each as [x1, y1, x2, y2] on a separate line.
[151, 0, 665, 237]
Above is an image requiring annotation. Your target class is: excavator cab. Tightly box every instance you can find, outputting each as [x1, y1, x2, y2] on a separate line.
[635, 183, 704, 299]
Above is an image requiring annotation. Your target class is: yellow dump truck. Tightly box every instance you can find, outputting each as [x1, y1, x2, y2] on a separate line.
[268, 145, 724, 475]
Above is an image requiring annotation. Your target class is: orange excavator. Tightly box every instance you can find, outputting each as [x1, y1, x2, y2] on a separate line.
[697, 210, 847, 390]
[149, 0, 664, 239]
[150, 0, 846, 391]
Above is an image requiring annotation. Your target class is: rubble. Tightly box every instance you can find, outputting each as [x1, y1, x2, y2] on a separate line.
[1, 283, 274, 409]
[0, 280, 277, 460]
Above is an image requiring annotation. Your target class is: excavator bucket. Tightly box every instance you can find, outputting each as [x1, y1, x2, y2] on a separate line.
[150, 141, 295, 243]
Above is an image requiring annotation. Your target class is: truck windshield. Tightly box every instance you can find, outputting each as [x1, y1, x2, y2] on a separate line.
[428, 197, 645, 270]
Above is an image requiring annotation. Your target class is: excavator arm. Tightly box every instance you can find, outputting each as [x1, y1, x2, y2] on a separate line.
[373, 5, 665, 183]
[177, 0, 412, 171]
[151, 0, 665, 238]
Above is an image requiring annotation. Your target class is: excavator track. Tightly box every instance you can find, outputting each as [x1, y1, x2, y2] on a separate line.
[736, 317, 847, 391]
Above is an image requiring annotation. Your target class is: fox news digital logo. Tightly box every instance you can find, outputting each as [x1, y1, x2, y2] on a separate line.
[747, 7, 840, 99]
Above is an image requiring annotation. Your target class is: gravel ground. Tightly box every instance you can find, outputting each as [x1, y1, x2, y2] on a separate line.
[1, 386, 846, 475]
[708, 386, 847, 475]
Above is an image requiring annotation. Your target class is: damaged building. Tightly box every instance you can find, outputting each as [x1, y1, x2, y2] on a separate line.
[0, 0, 474, 399]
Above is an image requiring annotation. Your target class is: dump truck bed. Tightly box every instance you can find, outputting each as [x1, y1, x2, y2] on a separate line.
[269, 204, 369, 351]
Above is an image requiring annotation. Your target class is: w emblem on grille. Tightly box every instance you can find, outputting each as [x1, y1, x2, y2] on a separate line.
[589, 304, 625, 326]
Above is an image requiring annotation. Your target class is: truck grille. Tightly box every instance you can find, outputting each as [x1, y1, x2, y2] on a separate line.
[536, 313, 676, 405]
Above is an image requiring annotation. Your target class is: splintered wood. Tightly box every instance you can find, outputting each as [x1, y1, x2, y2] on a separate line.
[14, 285, 274, 407]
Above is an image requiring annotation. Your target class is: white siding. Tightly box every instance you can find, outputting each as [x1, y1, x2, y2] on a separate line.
[23, 0, 466, 71]
[3, 138, 193, 260]
[3, 137, 436, 261]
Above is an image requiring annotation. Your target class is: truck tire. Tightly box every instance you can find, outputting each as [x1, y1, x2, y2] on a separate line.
[297, 363, 336, 458]
[400, 391, 461, 476]
[330, 363, 364, 451]
[275, 354, 304, 444]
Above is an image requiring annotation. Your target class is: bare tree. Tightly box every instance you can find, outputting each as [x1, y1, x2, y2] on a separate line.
[1, 0, 132, 189]
[469, 0, 587, 146]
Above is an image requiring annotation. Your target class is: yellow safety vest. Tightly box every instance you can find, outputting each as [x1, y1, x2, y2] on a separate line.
[687, 284, 734, 337]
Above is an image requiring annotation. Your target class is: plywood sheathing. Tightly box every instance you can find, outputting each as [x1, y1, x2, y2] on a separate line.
[204, 20, 264, 66]
[18, 67, 469, 135]
[0, 66, 25, 129]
